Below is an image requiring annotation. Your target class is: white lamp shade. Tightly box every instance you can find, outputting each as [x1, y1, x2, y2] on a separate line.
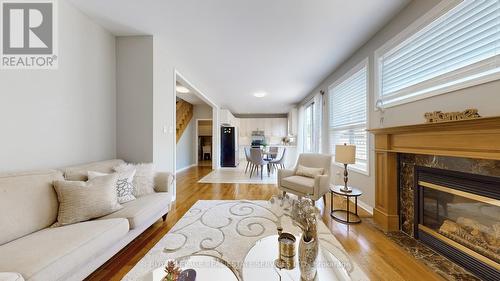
[335, 144, 356, 164]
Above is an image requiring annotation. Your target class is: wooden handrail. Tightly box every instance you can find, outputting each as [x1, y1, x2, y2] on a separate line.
[176, 99, 194, 142]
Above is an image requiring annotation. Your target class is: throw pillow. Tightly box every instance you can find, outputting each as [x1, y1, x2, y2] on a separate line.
[53, 174, 122, 226]
[296, 165, 325, 178]
[88, 169, 136, 204]
[114, 163, 155, 197]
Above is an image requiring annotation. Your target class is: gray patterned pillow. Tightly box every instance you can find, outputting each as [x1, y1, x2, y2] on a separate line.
[88, 169, 136, 203]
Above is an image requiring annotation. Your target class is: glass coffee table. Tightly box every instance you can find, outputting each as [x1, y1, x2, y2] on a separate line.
[242, 235, 350, 281]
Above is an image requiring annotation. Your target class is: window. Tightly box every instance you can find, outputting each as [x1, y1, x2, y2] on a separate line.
[376, 0, 500, 108]
[328, 60, 368, 173]
[303, 102, 314, 152]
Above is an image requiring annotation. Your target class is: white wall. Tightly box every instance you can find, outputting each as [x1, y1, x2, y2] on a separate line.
[193, 104, 213, 119]
[152, 36, 220, 174]
[0, 1, 116, 172]
[301, 0, 500, 210]
[176, 118, 195, 171]
[116, 36, 154, 163]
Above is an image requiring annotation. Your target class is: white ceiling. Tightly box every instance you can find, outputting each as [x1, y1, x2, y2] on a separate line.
[176, 81, 207, 105]
[69, 0, 409, 114]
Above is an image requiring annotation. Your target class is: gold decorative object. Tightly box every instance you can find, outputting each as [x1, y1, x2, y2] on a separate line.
[278, 233, 296, 269]
[424, 108, 481, 123]
[291, 198, 320, 281]
[274, 227, 285, 269]
[299, 235, 319, 281]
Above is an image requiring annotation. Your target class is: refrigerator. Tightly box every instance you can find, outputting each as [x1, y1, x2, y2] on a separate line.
[221, 126, 239, 167]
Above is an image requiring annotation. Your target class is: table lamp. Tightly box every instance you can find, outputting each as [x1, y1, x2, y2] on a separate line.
[335, 143, 356, 193]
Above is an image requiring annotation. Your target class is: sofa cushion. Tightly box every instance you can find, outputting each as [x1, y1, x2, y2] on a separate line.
[62, 159, 125, 181]
[0, 170, 63, 246]
[88, 169, 137, 204]
[296, 165, 324, 178]
[114, 163, 155, 197]
[53, 175, 123, 226]
[281, 175, 315, 195]
[0, 218, 129, 281]
[99, 192, 169, 229]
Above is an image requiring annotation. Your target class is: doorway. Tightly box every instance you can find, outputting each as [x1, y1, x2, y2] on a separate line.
[174, 71, 218, 172]
[197, 119, 213, 167]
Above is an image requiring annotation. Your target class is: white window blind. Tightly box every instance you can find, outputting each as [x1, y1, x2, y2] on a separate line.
[377, 0, 500, 108]
[328, 61, 368, 173]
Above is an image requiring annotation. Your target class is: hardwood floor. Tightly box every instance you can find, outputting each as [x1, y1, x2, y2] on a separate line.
[86, 166, 444, 281]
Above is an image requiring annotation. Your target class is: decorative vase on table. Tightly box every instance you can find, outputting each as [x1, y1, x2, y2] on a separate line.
[291, 197, 320, 281]
[299, 234, 319, 281]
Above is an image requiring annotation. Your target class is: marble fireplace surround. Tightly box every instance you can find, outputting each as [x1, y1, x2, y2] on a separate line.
[368, 116, 500, 232]
[398, 154, 500, 237]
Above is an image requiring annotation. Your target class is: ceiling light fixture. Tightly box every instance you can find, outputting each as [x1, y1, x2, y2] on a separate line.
[253, 92, 267, 98]
[176, 86, 190, 93]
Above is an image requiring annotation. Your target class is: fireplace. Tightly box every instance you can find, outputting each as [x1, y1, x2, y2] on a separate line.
[414, 166, 500, 280]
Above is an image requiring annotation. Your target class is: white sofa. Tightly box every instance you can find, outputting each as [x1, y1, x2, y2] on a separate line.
[0, 159, 173, 281]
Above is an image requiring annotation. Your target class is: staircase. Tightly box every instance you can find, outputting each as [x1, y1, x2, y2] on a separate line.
[176, 99, 194, 142]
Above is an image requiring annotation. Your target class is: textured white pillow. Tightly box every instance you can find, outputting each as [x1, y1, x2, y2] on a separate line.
[88, 169, 136, 204]
[114, 163, 155, 197]
[53, 174, 122, 226]
[296, 165, 324, 178]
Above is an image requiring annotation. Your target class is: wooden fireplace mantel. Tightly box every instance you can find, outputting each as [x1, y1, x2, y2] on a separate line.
[367, 116, 500, 231]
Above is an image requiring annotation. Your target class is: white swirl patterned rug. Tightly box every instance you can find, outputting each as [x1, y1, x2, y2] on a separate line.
[123, 200, 369, 281]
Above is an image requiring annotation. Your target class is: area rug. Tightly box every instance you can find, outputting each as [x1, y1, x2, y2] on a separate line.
[123, 200, 369, 280]
[198, 168, 277, 184]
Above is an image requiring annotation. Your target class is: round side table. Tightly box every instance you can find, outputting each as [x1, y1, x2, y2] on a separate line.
[330, 185, 362, 224]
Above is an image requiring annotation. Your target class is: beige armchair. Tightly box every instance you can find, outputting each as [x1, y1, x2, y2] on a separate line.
[278, 153, 332, 202]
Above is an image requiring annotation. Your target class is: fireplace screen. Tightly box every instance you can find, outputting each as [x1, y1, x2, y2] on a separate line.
[419, 181, 500, 265]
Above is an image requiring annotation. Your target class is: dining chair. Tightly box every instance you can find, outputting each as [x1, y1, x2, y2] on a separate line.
[202, 145, 211, 160]
[269, 146, 279, 160]
[244, 147, 252, 173]
[249, 148, 269, 179]
[270, 148, 286, 171]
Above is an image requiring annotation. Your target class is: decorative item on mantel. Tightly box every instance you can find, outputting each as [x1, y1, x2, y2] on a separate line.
[335, 143, 356, 193]
[291, 197, 320, 281]
[424, 108, 481, 123]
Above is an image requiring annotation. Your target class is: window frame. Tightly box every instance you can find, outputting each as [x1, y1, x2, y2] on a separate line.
[303, 101, 315, 153]
[327, 59, 370, 176]
[374, 0, 500, 109]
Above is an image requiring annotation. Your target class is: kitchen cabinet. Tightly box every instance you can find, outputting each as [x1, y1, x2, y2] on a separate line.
[220, 109, 238, 127]
[236, 117, 287, 144]
[239, 118, 247, 137]
[264, 119, 273, 137]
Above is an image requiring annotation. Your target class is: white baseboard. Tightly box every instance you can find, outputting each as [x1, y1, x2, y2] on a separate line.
[357, 199, 373, 215]
[176, 164, 197, 173]
[348, 197, 373, 215]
